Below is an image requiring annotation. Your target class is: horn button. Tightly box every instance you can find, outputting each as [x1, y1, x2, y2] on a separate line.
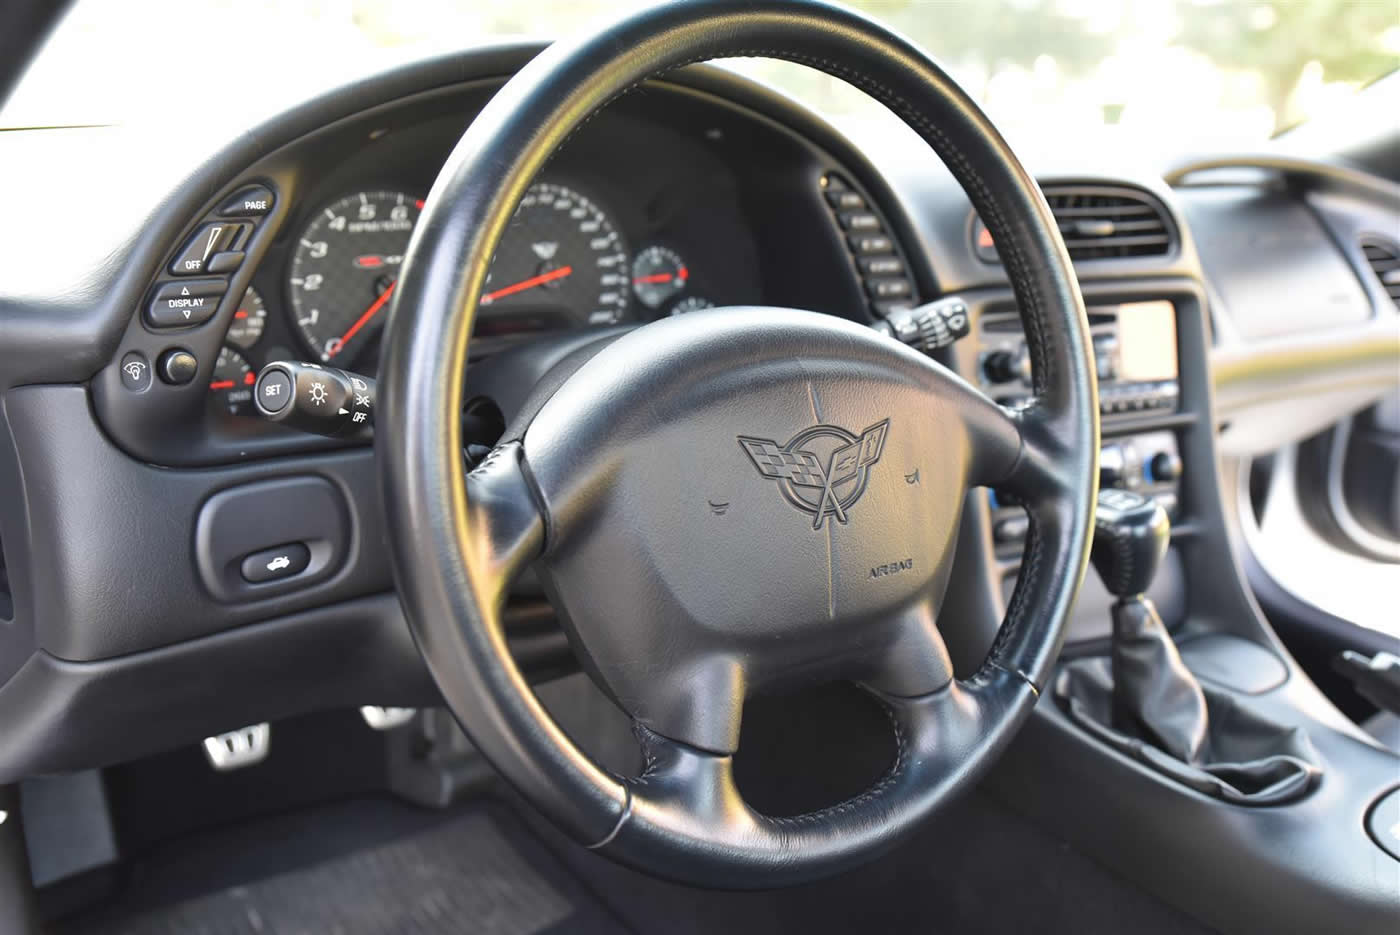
[522, 310, 972, 751]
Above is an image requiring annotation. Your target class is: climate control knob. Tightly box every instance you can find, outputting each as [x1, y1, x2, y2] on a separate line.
[983, 348, 1031, 385]
[1148, 451, 1183, 483]
[1100, 444, 1126, 489]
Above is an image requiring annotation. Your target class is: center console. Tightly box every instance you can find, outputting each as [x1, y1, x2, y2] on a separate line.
[971, 297, 1191, 641]
[944, 279, 1400, 935]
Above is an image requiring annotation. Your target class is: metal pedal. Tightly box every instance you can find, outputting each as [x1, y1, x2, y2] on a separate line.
[360, 706, 417, 730]
[202, 723, 270, 771]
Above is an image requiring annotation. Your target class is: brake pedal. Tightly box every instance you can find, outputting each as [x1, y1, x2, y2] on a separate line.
[202, 723, 270, 771]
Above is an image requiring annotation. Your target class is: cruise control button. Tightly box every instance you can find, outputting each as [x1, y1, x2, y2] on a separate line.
[218, 185, 276, 217]
[147, 279, 225, 328]
[255, 368, 292, 412]
[170, 223, 247, 276]
[119, 351, 151, 392]
[240, 542, 310, 583]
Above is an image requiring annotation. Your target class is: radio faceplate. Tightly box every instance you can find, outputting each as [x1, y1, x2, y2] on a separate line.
[977, 299, 1180, 418]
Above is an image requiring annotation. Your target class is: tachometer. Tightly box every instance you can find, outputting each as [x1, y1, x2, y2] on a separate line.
[479, 183, 629, 330]
[288, 190, 423, 365]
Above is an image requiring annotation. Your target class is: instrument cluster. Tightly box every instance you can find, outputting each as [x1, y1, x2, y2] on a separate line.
[208, 181, 721, 415]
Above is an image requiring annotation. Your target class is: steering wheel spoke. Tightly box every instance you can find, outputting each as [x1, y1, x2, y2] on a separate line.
[968, 398, 1078, 510]
[862, 599, 956, 697]
[461, 441, 547, 608]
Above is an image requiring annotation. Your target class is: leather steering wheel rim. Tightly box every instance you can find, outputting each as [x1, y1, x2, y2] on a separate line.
[379, 0, 1098, 888]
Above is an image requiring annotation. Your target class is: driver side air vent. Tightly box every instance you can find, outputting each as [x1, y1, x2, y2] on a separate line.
[1359, 237, 1400, 309]
[974, 185, 1175, 263]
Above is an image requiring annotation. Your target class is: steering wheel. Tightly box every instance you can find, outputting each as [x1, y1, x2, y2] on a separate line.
[379, 0, 1097, 888]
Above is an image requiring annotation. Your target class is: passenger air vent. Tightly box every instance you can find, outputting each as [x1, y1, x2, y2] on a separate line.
[973, 185, 1175, 263]
[1359, 237, 1400, 310]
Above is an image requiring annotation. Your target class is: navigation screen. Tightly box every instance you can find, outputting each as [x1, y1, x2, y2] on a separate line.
[1111, 300, 1177, 381]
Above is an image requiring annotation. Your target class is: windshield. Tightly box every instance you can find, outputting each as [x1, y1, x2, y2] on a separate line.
[5, 0, 1398, 154]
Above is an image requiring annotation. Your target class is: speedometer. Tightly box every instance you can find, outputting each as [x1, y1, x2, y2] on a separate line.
[288, 190, 422, 366]
[477, 183, 629, 332]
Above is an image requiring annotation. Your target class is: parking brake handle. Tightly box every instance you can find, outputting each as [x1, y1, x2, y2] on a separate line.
[252, 360, 375, 438]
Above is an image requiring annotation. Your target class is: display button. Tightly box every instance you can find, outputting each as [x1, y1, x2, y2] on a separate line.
[206, 251, 245, 274]
[218, 185, 276, 217]
[256, 368, 293, 412]
[147, 279, 225, 328]
[119, 351, 151, 392]
[240, 542, 310, 583]
[170, 223, 248, 276]
[157, 348, 198, 385]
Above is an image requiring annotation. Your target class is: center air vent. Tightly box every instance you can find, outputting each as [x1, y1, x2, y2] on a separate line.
[1359, 237, 1400, 310]
[974, 185, 1175, 263]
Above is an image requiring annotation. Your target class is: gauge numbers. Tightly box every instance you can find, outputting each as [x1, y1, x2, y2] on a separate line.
[481, 183, 629, 329]
[288, 190, 422, 365]
[670, 295, 715, 315]
[226, 286, 267, 350]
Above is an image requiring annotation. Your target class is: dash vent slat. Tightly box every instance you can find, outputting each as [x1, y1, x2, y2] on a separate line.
[1042, 186, 1174, 261]
[973, 184, 1176, 263]
[1360, 238, 1400, 309]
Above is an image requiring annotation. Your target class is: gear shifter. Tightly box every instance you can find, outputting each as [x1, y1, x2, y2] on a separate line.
[1053, 489, 1321, 805]
[1090, 489, 1208, 760]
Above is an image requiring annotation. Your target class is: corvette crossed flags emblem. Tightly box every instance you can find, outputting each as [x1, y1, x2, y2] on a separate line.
[739, 420, 890, 529]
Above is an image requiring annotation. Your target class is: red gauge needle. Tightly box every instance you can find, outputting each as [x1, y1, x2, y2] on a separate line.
[329, 280, 395, 358]
[481, 265, 573, 304]
[632, 267, 688, 285]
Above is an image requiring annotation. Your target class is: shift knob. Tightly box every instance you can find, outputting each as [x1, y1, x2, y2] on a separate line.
[1091, 489, 1169, 599]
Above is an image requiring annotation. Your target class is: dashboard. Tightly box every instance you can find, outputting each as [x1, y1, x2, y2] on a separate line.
[0, 43, 1396, 783]
[1, 34, 1399, 934]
